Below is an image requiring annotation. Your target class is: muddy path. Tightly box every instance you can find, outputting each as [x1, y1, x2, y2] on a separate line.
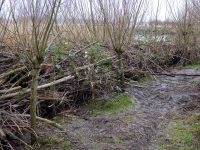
[39, 69, 200, 150]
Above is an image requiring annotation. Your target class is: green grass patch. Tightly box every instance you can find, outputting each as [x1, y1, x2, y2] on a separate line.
[155, 114, 200, 150]
[35, 136, 72, 150]
[92, 93, 134, 116]
[179, 62, 200, 70]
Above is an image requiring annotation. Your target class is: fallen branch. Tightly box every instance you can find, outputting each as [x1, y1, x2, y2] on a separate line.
[0, 66, 26, 79]
[4, 129, 33, 149]
[38, 97, 61, 101]
[16, 114, 64, 131]
[151, 73, 200, 77]
[35, 116, 64, 131]
[0, 58, 14, 63]
[57, 41, 98, 65]
[0, 75, 74, 100]
[0, 86, 22, 94]
[75, 56, 115, 72]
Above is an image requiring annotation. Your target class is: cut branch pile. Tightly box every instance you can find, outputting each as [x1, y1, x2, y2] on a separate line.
[0, 42, 178, 148]
[0, 48, 117, 148]
[0, 110, 34, 149]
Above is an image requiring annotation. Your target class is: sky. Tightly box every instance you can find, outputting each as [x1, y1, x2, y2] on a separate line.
[149, 0, 183, 21]
[2, 0, 184, 22]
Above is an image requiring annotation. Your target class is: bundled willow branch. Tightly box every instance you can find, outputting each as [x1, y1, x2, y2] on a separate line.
[0, 75, 74, 100]
[0, 67, 26, 80]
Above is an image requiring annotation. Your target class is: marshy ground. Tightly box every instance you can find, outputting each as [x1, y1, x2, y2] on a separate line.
[36, 68, 200, 150]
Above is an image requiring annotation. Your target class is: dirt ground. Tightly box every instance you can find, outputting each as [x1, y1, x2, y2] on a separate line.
[37, 68, 200, 150]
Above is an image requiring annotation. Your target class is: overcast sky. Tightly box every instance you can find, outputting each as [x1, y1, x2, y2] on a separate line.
[3, 0, 184, 22]
[150, 0, 183, 21]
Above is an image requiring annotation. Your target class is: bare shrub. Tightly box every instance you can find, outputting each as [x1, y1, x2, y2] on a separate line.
[9, 0, 61, 133]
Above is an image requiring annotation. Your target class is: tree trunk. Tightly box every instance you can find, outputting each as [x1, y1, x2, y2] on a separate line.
[117, 52, 125, 88]
[90, 67, 95, 101]
[30, 65, 40, 132]
[89, 59, 95, 101]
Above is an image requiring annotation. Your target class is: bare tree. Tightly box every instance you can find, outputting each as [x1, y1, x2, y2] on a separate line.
[168, 0, 197, 65]
[97, 0, 147, 86]
[62, 0, 147, 92]
[0, 0, 11, 47]
[9, 0, 61, 131]
[191, 0, 200, 37]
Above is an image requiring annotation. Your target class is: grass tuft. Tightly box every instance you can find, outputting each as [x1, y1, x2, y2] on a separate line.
[36, 136, 72, 150]
[180, 62, 200, 70]
[155, 114, 200, 150]
[92, 93, 134, 116]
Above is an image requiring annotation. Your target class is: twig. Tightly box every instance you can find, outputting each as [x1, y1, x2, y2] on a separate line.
[4, 129, 33, 149]
[57, 41, 98, 65]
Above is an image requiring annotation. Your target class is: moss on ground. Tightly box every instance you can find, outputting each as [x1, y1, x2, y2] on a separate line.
[92, 93, 134, 116]
[155, 114, 200, 150]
